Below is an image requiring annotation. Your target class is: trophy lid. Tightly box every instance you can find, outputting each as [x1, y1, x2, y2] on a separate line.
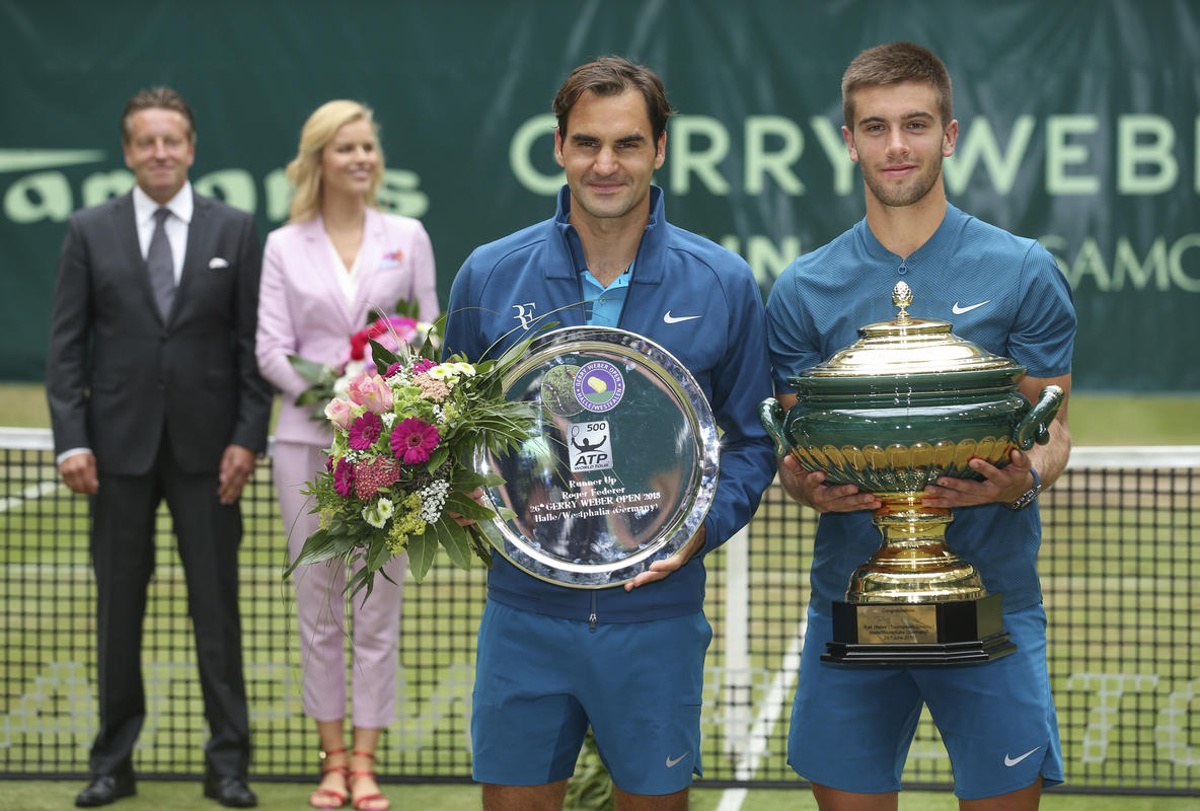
[802, 281, 1021, 379]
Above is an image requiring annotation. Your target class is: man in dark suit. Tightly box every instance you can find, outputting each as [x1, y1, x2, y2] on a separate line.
[46, 86, 271, 809]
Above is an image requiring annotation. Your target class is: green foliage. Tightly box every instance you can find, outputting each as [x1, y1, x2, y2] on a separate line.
[565, 730, 613, 810]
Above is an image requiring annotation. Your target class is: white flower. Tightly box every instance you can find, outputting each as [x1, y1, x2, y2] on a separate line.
[427, 364, 453, 380]
[450, 362, 476, 377]
[418, 479, 451, 523]
[362, 506, 385, 528]
[381, 412, 397, 428]
[376, 497, 394, 520]
[362, 496, 394, 528]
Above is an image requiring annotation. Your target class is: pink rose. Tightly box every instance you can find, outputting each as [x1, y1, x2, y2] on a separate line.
[324, 398, 355, 430]
[346, 371, 393, 414]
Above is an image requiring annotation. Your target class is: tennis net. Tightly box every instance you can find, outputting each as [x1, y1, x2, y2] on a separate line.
[1, 429, 1196, 794]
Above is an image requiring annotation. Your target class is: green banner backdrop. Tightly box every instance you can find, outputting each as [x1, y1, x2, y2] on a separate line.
[2, 0, 1197, 391]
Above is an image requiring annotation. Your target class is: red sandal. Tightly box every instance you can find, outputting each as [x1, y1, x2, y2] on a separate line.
[309, 747, 349, 809]
[348, 750, 390, 811]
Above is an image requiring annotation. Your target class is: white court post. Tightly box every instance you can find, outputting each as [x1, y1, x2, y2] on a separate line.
[721, 526, 751, 764]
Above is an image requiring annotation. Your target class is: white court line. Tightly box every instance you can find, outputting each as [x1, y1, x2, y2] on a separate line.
[716, 615, 806, 811]
[1, 480, 62, 512]
[717, 787, 749, 809]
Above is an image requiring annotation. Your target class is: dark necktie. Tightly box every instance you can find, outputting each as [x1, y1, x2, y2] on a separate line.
[147, 207, 175, 320]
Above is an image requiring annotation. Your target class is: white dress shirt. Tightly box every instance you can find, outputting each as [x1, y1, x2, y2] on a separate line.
[322, 229, 362, 306]
[132, 181, 193, 282]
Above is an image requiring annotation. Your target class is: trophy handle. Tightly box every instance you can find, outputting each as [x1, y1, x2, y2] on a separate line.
[1011, 384, 1065, 450]
[758, 398, 792, 458]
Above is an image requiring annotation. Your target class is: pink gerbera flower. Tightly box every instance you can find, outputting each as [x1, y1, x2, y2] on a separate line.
[411, 358, 437, 374]
[348, 411, 383, 450]
[332, 458, 355, 498]
[390, 417, 441, 465]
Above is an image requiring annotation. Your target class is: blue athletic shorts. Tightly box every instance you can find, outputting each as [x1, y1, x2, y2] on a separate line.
[788, 602, 1064, 799]
[471, 600, 712, 795]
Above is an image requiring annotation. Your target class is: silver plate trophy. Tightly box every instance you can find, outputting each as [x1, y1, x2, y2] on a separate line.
[476, 326, 720, 588]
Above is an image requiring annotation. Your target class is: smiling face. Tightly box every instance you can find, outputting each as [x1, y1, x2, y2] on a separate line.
[842, 80, 957, 210]
[320, 118, 380, 203]
[122, 108, 195, 204]
[554, 88, 666, 230]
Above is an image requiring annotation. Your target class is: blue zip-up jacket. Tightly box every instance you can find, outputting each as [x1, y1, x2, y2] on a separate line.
[445, 186, 776, 624]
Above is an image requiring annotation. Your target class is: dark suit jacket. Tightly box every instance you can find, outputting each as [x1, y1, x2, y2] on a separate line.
[46, 189, 271, 475]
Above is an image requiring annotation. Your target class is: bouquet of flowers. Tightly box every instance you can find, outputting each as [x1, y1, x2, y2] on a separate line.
[285, 324, 538, 598]
[288, 299, 439, 422]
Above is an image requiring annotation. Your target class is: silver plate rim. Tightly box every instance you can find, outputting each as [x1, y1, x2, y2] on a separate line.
[475, 326, 719, 589]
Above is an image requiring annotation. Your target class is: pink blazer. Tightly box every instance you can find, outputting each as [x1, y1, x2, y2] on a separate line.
[256, 208, 439, 446]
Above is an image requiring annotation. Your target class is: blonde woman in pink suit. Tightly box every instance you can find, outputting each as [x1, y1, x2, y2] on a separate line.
[256, 100, 438, 811]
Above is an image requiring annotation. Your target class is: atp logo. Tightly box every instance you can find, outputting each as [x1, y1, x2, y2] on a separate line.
[569, 421, 612, 472]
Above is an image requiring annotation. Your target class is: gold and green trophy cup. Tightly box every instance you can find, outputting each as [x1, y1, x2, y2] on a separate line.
[760, 282, 1063, 665]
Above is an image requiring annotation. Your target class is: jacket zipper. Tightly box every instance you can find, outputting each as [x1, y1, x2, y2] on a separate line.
[588, 592, 598, 632]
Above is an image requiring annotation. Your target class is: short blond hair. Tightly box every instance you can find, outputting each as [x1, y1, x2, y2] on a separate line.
[286, 100, 385, 223]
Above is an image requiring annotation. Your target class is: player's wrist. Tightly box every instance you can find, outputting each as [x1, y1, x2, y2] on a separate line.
[1007, 467, 1042, 511]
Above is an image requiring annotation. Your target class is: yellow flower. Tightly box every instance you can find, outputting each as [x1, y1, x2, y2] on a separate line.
[385, 529, 408, 555]
[385, 493, 428, 553]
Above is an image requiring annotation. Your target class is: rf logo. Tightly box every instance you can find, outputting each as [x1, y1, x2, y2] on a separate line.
[512, 302, 538, 330]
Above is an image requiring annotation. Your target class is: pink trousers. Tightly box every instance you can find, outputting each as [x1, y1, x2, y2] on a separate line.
[273, 441, 405, 729]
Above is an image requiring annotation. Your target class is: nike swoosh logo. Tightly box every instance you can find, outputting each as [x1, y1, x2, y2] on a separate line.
[663, 311, 701, 324]
[1004, 746, 1041, 767]
[0, 148, 106, 173]
[952, 299, 991, 315]
[665, 752, 690, 768]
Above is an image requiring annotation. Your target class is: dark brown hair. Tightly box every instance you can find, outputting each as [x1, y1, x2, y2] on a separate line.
[552, 55, 675, 144]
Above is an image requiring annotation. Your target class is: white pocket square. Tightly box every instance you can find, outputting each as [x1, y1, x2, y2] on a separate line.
[208, 257, 230, 269]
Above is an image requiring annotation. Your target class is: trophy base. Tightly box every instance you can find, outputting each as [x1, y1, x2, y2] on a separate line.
[822, 593, 1016, 666]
